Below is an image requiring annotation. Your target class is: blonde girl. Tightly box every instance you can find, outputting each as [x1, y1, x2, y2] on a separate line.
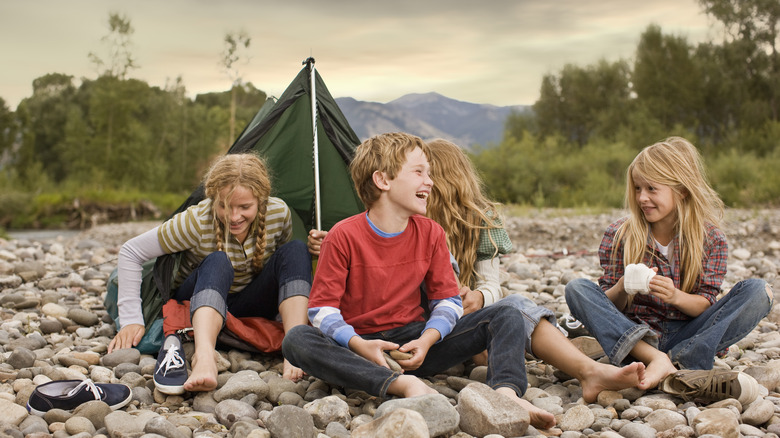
[109, 153, 312, 392]
[565, 137, 773, 392]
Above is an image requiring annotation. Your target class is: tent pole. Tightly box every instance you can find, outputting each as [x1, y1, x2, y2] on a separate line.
[307, 57, 322, 231]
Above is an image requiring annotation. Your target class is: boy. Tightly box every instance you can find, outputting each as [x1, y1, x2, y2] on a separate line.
[284, 132, 631, 430]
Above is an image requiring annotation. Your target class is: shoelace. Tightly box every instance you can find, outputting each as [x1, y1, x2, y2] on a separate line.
[679, 370, 737, 401]
[156, 344, 185, 376]
[67, 379, 104, 400]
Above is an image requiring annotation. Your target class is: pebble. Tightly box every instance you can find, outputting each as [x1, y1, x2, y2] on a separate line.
[0, 211, 777, 436]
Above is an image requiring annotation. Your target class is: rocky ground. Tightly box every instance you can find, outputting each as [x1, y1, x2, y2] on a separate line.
[0, 209, 779, 438]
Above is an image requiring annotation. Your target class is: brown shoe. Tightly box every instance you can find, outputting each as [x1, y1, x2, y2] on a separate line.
[659, 369, 760, 405]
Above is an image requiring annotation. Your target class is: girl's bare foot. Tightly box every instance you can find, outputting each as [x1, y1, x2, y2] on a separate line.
[580, 361, 646, 403]
[495, 387, 556, 430]
[387, 375, 438, 398]
[638, 354, 677, 390]
[183, 349, 219, 392]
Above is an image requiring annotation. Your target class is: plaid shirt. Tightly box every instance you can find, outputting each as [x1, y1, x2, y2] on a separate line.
[598, 217, 727, 335]
[476, 215, 513, 262]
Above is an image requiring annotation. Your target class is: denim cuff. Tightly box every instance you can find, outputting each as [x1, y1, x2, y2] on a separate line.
[190, 288, 227, 328]
[522, 306, 557, 356]
[278, 279, 311, 305]
[609, 324, 657, 366]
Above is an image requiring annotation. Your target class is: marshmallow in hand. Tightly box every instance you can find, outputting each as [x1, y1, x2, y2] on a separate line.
[624, 263, 655, 296]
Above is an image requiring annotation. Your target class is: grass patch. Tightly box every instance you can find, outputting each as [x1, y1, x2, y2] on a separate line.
[0, 188, 189, 229]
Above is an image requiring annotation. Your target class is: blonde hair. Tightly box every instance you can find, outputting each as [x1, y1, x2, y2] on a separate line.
[204, 153, 271, 271]
[426, 139, 504, 288]
[350, 132, 429, 208]
[615, 136, 724, 293]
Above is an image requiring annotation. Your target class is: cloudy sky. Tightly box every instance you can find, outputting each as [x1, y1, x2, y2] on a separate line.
[2, 0, 717, 110]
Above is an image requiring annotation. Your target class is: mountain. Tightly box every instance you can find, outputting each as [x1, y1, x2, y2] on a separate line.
[335, 93, 530, 150]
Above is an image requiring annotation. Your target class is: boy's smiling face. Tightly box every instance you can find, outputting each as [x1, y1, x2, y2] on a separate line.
[383, 146, 433, 217]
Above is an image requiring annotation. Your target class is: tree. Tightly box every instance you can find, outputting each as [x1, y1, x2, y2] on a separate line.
[532, 60, 631, 146]
[632, 25, 702, 132]
[699, 0, 780, 121]
[220, 30, 251, 145]
[14, 73, 78, 184]
[88, 12, 139, 79]
[0, 97, 16, 158]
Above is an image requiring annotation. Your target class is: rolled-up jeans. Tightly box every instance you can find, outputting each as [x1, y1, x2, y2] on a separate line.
[283, 304, 528, 398]
[492, 294, 557, 356]
[173, 240, 312, 324]
[564, 277, 772, 369]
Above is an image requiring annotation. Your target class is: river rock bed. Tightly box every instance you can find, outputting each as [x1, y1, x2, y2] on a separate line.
[0, 209, 778, 438]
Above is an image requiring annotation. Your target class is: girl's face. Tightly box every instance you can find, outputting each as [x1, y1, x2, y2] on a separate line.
[214, 185, 258, 244]
[632, 169, 677, 229]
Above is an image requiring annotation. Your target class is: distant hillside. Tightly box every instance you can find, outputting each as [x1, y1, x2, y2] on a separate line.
[335, 93, 529, 150]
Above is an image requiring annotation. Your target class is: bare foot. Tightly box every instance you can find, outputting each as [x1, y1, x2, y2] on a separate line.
[183, 349, 218, 392]
[580, 361, 646, 403]
[496, 387, 556, 430]
[472, 350, 488, 366]
[283, 358, 305, 382]
[387, 375, 438, 398]
[638, 354, 677, 390]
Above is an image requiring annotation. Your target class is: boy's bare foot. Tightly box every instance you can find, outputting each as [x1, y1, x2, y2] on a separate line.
[183, 349, 219, 392]
[472, 350, 488, 366]
[638, 354, 677, 390]
[387, 375, 438, 398]
[580, 361, 646, 403]
[495, 387, 556, 430]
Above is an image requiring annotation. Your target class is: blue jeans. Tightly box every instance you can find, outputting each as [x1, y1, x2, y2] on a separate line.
[493, 294, 557, 355]
[283, 305, 528, 398]
[173, 240, 312, 323]
[564, 277, 772, 369]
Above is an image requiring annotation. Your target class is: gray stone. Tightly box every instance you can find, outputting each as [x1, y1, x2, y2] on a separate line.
[643, 409, 687, 432]
[73, 400, 113, 430]
[214, 370, 269, 402]
[559, 404, 594, 432]
[64, 416, 96, 436]
[265, 405, 315, 438]
[352, 408, 429, 438]
[691, 408, 740, 438]
[303, 395, 351, 429]
[456, 382, 529, 437]
[741, 398, 775, 426]
[324, 422, 351, 438]
[214, 399, 257, 429]
[68, 308, 100, 327]
[100, 347, 141, 367]
[618, 422, 657, 438]
[7, 347, 36, 369]
[374, 393, 459, 437]
[144, 416, 188, 438]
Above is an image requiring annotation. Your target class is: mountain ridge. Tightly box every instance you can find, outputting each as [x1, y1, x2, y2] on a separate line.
[335, 92, 529, 150]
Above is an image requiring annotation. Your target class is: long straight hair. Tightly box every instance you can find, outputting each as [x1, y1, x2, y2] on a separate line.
[615, 137, 724, 292]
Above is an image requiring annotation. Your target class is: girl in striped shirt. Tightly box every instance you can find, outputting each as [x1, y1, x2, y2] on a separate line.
[109, 153, 311, 392]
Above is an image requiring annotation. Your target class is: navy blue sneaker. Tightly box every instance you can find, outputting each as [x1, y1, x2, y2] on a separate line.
[27, 379, 132, 416]
[153, 334, 188, 395]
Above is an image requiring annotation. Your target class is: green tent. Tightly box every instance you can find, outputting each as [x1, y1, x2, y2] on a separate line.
[173, 58, 365, 241]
